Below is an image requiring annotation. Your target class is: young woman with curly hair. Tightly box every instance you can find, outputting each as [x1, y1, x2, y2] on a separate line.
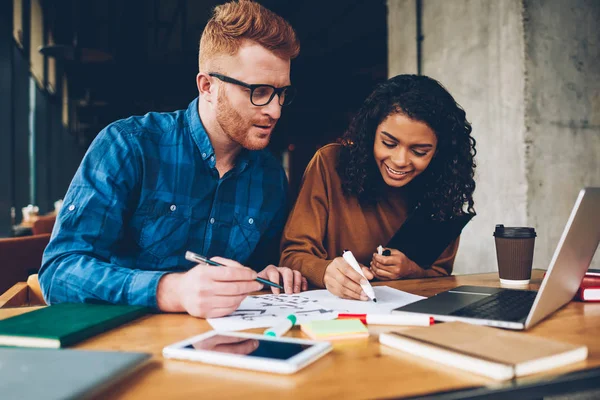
[280, 74, 477, 300]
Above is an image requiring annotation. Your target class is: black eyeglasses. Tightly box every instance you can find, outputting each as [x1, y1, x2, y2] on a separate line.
[209, 73, 296, 106]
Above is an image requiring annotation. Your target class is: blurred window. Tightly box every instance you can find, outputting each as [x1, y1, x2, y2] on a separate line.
[13, 0, 23, 48]
[29, 0, 43, 87]
[46, 32, 56, 94]
[62, 73, 69, 128]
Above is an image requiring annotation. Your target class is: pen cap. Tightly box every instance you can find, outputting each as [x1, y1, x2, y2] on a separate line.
[342, 250, 358, 266]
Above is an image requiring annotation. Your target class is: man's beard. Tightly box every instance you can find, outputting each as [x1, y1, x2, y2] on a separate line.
[216, 89, 274, 151]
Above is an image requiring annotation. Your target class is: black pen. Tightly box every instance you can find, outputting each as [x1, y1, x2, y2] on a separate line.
[185, 251, 284, 290]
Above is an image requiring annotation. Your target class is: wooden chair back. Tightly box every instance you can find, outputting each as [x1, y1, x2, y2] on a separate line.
[31, 215, 56, 235]
[0, 234, 51, 295]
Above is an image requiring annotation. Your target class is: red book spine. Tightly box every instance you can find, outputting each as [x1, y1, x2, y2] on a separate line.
[581, 275, 600, 287]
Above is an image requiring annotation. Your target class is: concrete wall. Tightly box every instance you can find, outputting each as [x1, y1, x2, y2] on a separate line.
[387, 0, 599, 274]
[388, 0, 417, 75]
[389, 0, 528, 274]
[523, 0, 600, 270]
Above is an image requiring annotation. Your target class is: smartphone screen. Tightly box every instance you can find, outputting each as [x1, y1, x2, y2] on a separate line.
[184, 335, 312, 360]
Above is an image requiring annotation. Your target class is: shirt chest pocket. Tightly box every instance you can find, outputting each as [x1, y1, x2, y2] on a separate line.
[138, 202, 191, 260]
[228, 212, 265, 261]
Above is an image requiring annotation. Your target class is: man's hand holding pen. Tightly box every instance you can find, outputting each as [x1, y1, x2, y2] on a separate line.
[156, 260, 263, 318]
[258, 264, 308, 294]
[157, 253, 309, 318]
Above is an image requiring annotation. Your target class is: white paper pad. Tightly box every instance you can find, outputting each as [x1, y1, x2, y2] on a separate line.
[207, 286, 425, 331]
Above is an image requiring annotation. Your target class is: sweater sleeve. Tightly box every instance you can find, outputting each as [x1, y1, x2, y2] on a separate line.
[279, 151, 332, 287]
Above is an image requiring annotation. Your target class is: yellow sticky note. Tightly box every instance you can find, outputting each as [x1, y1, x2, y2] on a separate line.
[301, 319, 369, 340]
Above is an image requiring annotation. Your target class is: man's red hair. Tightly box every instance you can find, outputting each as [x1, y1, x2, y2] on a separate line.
[199, 0, 300, 70]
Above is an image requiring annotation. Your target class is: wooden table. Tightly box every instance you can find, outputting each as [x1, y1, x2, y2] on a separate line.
[2, 270, 599, 399]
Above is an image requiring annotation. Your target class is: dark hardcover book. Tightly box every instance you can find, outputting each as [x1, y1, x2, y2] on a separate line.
[0, 348, 151, 399]
[0, 303, 149, 348]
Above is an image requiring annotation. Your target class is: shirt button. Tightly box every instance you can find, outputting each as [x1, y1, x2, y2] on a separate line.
[68, 204, 75, 211]
[210, 218, 215, 224]
[248, 218, 254, 225]
[210, 156, 214, 161]
[170, 205, 177, 212]
[202, 152, 207, 158]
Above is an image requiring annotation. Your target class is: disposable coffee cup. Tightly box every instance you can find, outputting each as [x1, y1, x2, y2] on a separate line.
[493, 224, 536, 288]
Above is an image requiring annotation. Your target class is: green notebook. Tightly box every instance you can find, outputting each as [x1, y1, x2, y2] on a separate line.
[0, 303, 149, 348]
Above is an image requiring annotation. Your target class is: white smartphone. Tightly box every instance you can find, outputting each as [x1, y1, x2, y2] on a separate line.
[162, 331, 332, 374]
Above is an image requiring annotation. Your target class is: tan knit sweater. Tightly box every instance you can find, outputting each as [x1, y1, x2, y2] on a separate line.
[280, 144, 459, 287]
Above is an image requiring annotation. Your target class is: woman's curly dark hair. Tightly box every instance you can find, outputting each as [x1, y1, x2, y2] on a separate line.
[337, 74, 476, 221]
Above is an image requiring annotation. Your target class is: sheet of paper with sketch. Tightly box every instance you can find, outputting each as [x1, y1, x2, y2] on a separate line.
[207, 287, 424, 331]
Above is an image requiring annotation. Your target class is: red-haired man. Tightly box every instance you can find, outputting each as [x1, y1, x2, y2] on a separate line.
[40, 1, 307, 318]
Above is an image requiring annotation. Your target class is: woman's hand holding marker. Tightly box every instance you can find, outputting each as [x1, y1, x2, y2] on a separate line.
[324, 256, 374, 301]
[371, 248, 422, 280]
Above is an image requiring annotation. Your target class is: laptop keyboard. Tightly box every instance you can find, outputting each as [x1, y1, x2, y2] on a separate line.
[450, 290, 538, 322]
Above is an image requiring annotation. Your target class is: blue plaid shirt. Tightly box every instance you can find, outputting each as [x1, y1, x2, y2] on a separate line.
[39, 98, 289, 308]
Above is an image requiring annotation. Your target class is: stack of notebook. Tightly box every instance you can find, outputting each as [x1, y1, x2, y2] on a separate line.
[0, 303, 152, 399]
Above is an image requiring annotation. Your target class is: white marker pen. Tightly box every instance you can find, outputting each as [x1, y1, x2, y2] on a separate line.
[342, 249, 377, 302]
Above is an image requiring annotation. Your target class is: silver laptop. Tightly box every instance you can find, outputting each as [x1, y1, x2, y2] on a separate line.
[393, 187, 600, 330]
